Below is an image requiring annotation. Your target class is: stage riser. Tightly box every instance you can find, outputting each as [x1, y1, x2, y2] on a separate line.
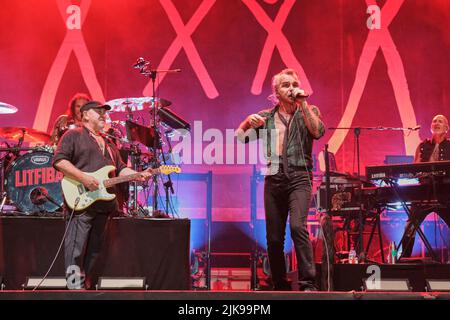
[0, 216, 190, 290]
[314, 264, 450, 292]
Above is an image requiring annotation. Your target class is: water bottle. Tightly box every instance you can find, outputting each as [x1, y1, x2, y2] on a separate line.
[391, 241, 397, 264]
[349, 246, 357, 264]
[387, 241, 397, 264]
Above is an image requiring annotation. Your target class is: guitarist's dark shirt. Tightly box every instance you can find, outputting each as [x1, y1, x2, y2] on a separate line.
[53, 126, 128, 212]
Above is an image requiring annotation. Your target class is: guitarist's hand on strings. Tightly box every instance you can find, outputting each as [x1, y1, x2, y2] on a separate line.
[81, 174, 100, 191]
[135, 169, 152, 182]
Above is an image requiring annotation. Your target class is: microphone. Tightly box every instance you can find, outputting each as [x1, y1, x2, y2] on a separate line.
[30, 187, 61, 208]
[42, 191, 62, 207]
[133, 57, 149, 69]
[290, 88, 310, 99]
[100, 131, 130, 144]
[409, 125, 421, 131]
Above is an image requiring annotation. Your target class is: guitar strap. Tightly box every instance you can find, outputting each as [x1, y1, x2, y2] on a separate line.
[104, 141, 115, 166]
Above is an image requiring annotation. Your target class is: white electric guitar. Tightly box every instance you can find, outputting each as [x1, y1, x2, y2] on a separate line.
[61, 165, 181, 211]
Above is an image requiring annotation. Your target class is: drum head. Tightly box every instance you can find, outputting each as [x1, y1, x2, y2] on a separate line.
[4, 151, 64, 214]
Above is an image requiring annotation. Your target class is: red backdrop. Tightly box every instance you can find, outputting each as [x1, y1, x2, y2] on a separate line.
[0, 0, 449, 221]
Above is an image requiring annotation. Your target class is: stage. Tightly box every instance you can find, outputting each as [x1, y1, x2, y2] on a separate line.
[0, 216, 191, 290]
[1, 215, 449, 294]
[0, 2, 450, 308]
[0, 290, 449, 301]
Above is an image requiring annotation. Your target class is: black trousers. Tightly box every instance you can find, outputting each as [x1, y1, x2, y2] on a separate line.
[64, 204, 114, 289]
[401, 206, 450, 257]
[264, 170, 316, 290]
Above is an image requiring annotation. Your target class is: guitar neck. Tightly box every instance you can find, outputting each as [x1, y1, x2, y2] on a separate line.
[104, 170, 155, 188]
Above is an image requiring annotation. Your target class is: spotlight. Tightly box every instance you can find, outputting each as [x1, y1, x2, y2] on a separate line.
[96, 277, 147, 290]
[363, 278, 412, 292]
[23, 277, 67, 290]
[426, 279, 450, 292]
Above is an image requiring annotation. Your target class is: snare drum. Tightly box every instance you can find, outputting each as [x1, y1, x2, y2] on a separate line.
[4, 151, 64, 214]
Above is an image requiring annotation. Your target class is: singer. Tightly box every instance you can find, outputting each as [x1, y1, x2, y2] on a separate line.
[236, 68, 325, 291]
[400, 114, 450, 257]
[52, 100, 152, 289]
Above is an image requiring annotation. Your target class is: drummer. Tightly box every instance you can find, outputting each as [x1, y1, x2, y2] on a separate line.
[49, 93, 91, 145]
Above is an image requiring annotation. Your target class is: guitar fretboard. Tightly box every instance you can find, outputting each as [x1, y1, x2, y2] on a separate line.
[103, 170, 157, 188]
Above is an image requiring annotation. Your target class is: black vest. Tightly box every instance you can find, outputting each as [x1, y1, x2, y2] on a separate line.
[419, 138, 450, 162]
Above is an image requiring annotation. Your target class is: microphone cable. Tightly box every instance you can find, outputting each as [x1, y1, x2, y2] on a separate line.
[32, 197, 80, 291]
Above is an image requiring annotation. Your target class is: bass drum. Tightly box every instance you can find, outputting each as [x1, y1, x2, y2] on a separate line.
[4, 150, 64, 214]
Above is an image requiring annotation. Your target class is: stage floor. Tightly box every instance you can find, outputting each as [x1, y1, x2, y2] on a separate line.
[0, 290, 449, 300]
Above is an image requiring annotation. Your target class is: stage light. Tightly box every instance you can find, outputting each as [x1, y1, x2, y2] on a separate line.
[0, 276, 4, 290]
[23, 277, 67, 290]
[363, 278, 412, 292]
[96, 277, 147, 290]
[426, 279, 450, 292]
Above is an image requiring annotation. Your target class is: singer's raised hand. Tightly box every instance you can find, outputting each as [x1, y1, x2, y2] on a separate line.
[247, 114, 266, 128]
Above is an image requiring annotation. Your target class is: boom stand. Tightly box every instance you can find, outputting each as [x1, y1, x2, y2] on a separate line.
[148, 70, 161, 216]
[133, 58, 180, 217]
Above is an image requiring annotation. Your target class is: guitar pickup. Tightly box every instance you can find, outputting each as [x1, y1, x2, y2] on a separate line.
[77, 184, 85, 195]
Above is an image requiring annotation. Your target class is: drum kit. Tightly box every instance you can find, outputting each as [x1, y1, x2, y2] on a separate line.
[0, 95, 189, 217]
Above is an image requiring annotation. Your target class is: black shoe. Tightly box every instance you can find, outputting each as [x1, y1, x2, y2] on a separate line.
[272, 280, 292, 291]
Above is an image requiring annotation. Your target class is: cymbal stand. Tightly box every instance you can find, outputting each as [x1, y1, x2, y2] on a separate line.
[129, 142, 141, 214]
[18, 129, 25, 149]
[0, 152, 6, 213]
[117, 104, 147, 216]
[0, 143, 16, 213]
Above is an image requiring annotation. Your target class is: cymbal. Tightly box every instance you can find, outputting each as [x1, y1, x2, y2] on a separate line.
[0, 102, 18, 114]
[106, 97, 172, 114]
[0, 127, 50, 143]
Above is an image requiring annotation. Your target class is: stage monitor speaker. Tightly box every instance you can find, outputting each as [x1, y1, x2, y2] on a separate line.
[363, 278, 412, 292]
[23, 277, 67, 290]
[426, 279, 450, 292]
[96, 277, 147, 290]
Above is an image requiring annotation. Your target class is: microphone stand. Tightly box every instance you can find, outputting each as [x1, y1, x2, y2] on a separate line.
[163, 130, 175, 216]
[148, 69, 160, 217]
[321, 144, 334, 290]
[40, 189, 63, 211]
[134, 58, 180, 217]
[328, 125, 420, 261]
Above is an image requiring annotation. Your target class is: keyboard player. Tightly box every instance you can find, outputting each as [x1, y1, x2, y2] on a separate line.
[401, 115, 450, 257]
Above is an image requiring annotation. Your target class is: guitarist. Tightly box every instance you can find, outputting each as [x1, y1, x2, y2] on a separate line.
[53, 100, 152, 289]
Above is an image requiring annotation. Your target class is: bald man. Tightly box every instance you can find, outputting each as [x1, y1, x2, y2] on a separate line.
[401, 115, 450, 258]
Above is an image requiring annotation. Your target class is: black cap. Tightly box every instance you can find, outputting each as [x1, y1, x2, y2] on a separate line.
[80, 101, 111, 113]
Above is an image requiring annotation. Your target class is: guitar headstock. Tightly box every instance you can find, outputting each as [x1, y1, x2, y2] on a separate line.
[155, 165, 182, 175]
